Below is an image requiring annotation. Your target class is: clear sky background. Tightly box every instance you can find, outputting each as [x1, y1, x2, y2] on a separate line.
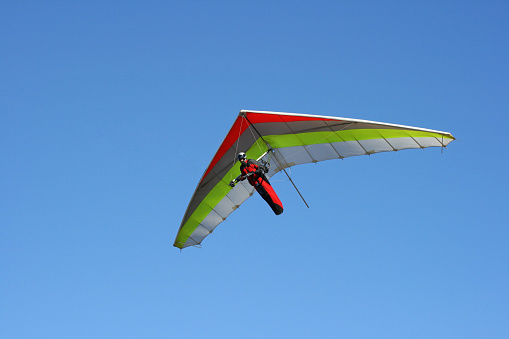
[1, 1, 508, 338]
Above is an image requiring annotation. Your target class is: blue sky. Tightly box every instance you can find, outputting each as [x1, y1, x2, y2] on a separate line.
[1, 1, 508, 338]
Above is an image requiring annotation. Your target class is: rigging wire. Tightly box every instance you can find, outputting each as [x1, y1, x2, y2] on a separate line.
[230, 116, 244, 181]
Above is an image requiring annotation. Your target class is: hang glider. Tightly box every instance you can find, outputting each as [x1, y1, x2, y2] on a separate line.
[174, 110, 455, 249]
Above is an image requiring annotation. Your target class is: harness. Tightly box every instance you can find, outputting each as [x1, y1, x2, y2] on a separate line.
[229, 158, 271, 188]
[241, 161, 262, 186]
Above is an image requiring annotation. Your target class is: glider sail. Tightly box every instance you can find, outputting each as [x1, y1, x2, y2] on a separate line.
[174, 110, 455, 249]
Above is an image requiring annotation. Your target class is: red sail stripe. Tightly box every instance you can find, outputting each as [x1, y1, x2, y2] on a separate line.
[244, 111, 338, 124]
[200, 112, 339, 183]
[200, 115, 249, 183]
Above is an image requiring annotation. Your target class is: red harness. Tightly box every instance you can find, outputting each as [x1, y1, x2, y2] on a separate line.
[241, 162, 262, 186]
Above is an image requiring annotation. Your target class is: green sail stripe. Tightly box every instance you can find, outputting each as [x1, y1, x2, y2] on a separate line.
[263, 129, 454, 149]
[175, 129, 452, 247]
[175, 141, 269, 247]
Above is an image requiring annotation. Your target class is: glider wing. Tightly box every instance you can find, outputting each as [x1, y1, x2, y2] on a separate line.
[174, 110, 455, 249]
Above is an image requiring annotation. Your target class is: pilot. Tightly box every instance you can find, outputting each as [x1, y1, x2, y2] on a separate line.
[229, 152, 283, 215]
